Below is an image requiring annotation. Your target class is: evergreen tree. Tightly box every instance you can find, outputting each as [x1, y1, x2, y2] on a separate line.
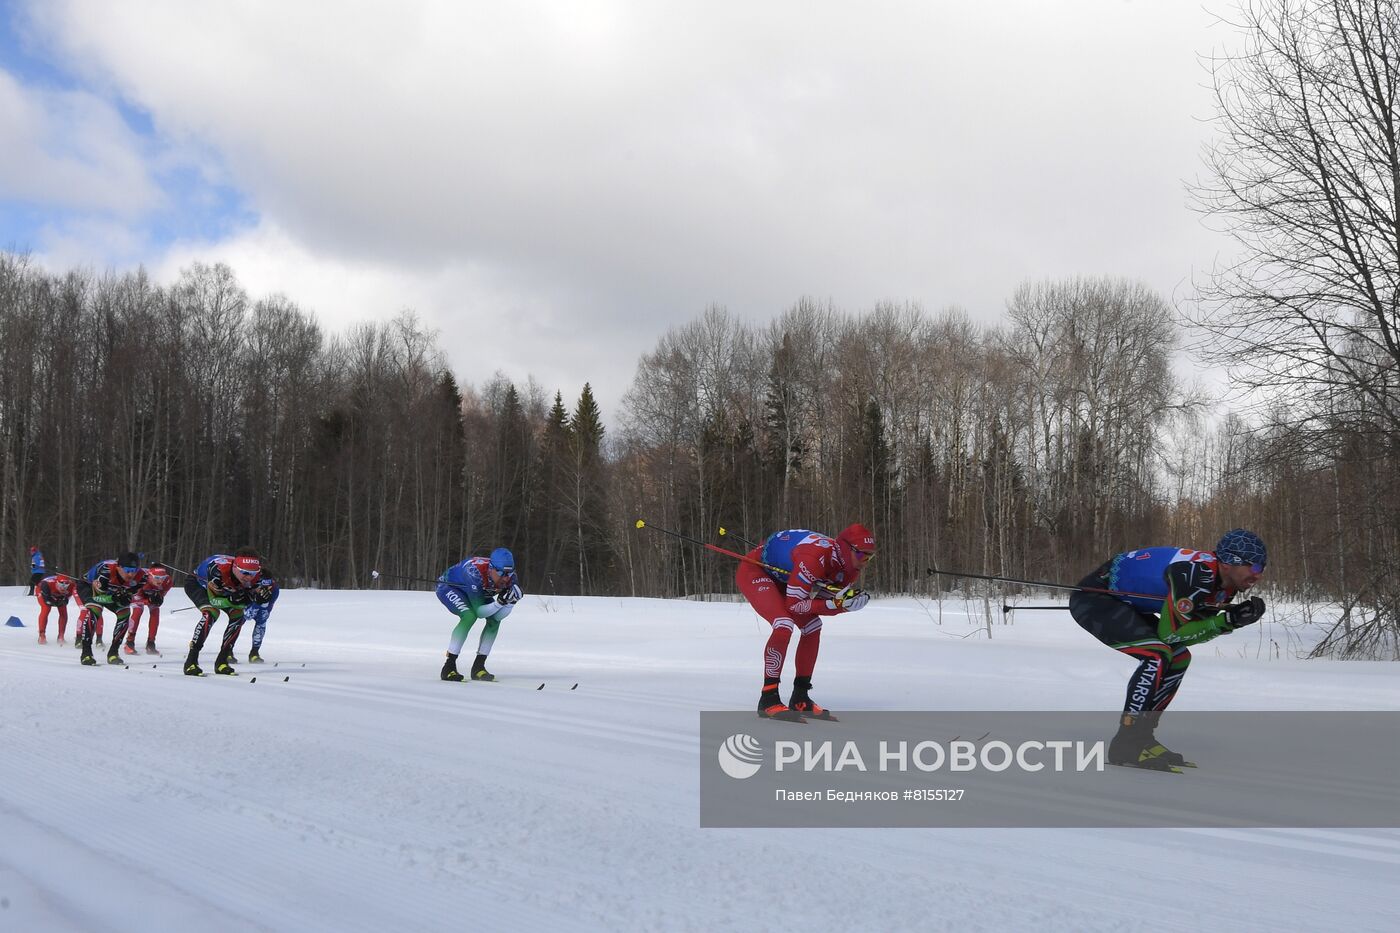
[530, 391, 572, 591]
[567, 384, 610, 593]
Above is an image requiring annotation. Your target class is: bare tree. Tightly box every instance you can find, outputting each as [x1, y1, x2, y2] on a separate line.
[1191, 0, 1400, 654]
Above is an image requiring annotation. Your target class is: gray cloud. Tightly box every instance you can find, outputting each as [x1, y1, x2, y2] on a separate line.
[20, 0, 1241, 416]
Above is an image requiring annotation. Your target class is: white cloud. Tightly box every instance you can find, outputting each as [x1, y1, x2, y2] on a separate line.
[150, 222, 634, 414]
[17, 0, 1244, 415]
[0, 66, 161, 214]
[30, 216, 150, 270]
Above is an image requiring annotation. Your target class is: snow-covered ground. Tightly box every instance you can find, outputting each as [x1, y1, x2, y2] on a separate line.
[2, 587, 1397, 932]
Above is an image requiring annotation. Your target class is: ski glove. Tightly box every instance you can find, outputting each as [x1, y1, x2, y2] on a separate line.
[834, 588, 870, 612]
[253, 583, 274, 603]
[1224, 595, 1265, 628]
[496, 583, 522, 606]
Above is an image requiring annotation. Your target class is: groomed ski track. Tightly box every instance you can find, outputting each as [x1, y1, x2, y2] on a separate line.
[2, 588, 1397, 932]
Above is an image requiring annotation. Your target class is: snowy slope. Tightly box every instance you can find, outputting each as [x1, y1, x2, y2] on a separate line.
[2, 587, 1397, 933]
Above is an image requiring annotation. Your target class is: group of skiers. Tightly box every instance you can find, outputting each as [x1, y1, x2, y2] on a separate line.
[24, 545, 279, 676]
[23, 523, 1272, 772]
[733, 523, 1269, 773]
[25, 542, 521, 683]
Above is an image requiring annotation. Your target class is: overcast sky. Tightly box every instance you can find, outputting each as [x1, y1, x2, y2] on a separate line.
[0, 1, 1241, 419]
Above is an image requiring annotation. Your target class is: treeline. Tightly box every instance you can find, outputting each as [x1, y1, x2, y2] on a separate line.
[5, 252, 1388, 616]
[0, 255, 608, 592]
[616, 283, 1191, 599]
[1168, 406, 1400, 659]
[1, 254, 1203, 597]
[2, 252, 1395, 658]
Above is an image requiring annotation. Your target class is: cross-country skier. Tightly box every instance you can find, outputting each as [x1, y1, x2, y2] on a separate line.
[33, 573, 80, 645]
[241, 571, 279, 663]
[27, 545, 46, 595]
[76, 553, 146, 666]
[436, 547, 522, 682]
[181, 547, 265, 676]
[737, 524, 876, 721]
[1068, 528, 1268, 770]
[124, 562, 173, 655]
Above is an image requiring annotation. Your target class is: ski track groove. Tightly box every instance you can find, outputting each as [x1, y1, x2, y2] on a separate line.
[287, 672, 696, 757]
[0, 650, 581, 932]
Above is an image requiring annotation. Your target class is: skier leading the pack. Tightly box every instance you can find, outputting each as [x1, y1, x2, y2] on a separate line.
[181, 548, 266, 676]
[436, 548, 522, 682]
[737, 524, 876, 721]
[1068, 528, 1268, 770]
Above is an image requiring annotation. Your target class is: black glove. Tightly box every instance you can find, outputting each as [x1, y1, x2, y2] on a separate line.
[496, 583, 522, 606]
[229, 588, 254, 606]
[1224, 595, 1265, 628]
[253, 583, 274, 603]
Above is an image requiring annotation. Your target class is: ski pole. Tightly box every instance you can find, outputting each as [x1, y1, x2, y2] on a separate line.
[928, 566, 1168, 604]
[1002, 604, 1072, 613]
[716, 526, 760, 550]
[155, 561, 195, 579]
[635, 519, 846, 596]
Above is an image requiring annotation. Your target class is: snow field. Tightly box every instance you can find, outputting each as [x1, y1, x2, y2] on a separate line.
[1, 587, 1397, 932]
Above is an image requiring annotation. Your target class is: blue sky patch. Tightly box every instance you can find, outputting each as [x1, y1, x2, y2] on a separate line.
[0, 5, 255, 261]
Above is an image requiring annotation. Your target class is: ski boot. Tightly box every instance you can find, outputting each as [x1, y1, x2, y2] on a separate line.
[95, 635, 104, 648]
[758, 678, 804, 722]
[184, 657, 204, 676]
[1108, 714, 1179, 772]
[37, 634, 47, 645]
[470, 653, 496, 682]
[1140, 711, 1193, 768]
[106, 649, 124, 665]
[80, 638, 97, 666]
[145, 642, 161, 656]
[248, 647, 264, 663]
[440, 652, 465, 682]
[123, 640, 138, 656]
[788, 675, 838, 721]
[214, 651, 238, 675]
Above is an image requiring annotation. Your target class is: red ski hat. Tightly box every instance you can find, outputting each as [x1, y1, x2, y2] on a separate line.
[232, 555, 262, 576]
[838, 523, 876, 557]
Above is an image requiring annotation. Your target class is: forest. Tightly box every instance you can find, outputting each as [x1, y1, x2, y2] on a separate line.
[1, 0, 1396, 656]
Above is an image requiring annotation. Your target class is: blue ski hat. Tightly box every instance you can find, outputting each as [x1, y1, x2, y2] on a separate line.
[489, 547, 515, 574]
[1216, 529, 1267, 572]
